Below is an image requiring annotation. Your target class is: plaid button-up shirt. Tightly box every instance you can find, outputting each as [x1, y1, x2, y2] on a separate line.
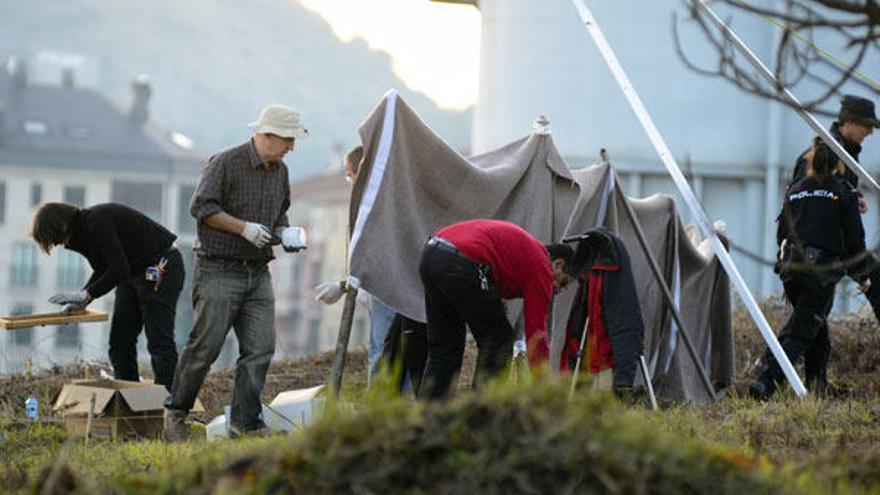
[190, 139, 291, 261]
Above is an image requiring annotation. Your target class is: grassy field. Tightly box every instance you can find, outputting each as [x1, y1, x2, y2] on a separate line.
[0, 302, 877, 494]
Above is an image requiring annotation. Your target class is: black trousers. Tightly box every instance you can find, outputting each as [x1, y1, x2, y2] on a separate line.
[803, 291, 833, 392]
[758, 274, 836, 392]
[109, 247, 185, 389]
[382, 314, 428, 393]
[864, 267, 880, 323]
[418, 241, 513, 400]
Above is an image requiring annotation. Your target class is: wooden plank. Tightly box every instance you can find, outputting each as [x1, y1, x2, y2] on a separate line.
[0, 309, 108, 330]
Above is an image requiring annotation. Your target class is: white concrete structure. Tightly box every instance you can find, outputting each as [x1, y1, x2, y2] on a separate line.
[441, 0, 880, 309]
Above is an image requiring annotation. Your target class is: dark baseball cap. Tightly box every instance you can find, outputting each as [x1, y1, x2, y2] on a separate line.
[839, 94, 880, 128]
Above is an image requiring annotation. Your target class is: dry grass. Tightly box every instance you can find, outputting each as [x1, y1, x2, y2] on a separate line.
[0, 305, 878, 494]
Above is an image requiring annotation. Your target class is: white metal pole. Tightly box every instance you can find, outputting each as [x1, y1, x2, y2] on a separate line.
[569, 0, 806, 397]
[694, 0, 880, 193]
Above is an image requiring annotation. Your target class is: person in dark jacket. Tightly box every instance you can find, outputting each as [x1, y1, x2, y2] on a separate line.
[561, 228, 645, 392]
[30, 202, 185, 389]
[418, 219, 580, 399]
[790, 95, 877, 212]
[751, 138, 869, 400]
[786, 95, 879, 390]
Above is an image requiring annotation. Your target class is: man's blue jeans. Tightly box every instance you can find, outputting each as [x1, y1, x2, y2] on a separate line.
[165, 257, 275, 430]
[368, 296, 395, 386]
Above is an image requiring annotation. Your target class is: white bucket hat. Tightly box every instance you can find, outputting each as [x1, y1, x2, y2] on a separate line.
[247, 104, 309, 139]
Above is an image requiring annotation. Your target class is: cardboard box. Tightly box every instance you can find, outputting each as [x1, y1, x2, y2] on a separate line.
[53, 379, 203, 440]
[265, 384, 326, 431]
[206, 384, 327, 440]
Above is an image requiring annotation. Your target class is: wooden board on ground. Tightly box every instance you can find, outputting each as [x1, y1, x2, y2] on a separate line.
[0, 309, 108, 330]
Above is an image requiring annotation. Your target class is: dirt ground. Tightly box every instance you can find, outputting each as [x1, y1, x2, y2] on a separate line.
[0, 338, 481, 419]
[731, 298, 880, 398]
[0, 303, 876, 418]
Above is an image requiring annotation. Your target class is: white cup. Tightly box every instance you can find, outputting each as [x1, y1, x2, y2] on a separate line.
[283, 226, 307, 251]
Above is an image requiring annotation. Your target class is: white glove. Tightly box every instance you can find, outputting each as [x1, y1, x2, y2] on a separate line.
[314, 281, 345, 304]
[49, 290, 91, 306]
[241, 222, 271, 248]
[61, 303, 86, 315]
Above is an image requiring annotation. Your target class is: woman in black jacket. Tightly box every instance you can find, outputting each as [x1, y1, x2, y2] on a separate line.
[30, 202, 185, 389]
[750, 138, 869, 400]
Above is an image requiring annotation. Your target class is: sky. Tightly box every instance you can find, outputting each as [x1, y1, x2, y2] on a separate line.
[298, 0, 481, 110]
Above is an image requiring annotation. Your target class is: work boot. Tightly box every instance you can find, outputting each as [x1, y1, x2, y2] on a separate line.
[229, 420, 272, 439]
[163, 408, 189, 442]
[748, 380, 774, 402]
[805, 370, 828, 398]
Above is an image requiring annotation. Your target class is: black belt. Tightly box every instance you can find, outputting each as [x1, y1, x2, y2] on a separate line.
[427, 236, 459, 252]
[198, 255, 267, 267]
[427, 237, 492, 291]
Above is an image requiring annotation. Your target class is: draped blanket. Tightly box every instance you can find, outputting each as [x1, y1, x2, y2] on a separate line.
[348, 91, 733, 403]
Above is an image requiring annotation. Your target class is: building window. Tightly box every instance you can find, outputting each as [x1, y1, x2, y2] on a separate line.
[64, 125, 91, 140]
[111, 181, 163, 222]
[290, 258, 303, 297]
[308, 259, 323, 288]
[0, 181, 5, 224]
[308, 317, 321, 352]
[30, 183, 42, 207]
[21, 119, 49, 136]
[10, 303, 33, 346]
[56, 323, 80, 348]
[57, 250, 86, 289]
[177, 184, 196, 235]
[10, 242, 38, 287]
[63, 185, 86, 207]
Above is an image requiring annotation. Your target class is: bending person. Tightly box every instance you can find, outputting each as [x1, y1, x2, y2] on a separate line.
[30, 202, 184, 389]
[418, 219, 579, 399]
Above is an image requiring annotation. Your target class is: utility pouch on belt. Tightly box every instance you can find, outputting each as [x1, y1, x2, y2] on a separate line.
[774, 239, 791, 275]
[803, 246, 822, 265]
[777, 242, 842, 284]
[145, 257, 168, 292]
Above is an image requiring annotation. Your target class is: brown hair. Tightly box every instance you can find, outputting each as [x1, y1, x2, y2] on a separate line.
[30, 202, 80, 254]
[343, 145, 364, 180]
[804, 137, 844, 181]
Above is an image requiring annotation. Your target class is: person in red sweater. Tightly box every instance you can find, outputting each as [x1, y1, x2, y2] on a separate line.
[418, 219, 579, 399]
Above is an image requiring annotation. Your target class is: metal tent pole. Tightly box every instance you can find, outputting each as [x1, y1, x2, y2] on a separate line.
[694, 0, 880, 193]
[614, 177, 718, 401]
[569, 0, 806, 397]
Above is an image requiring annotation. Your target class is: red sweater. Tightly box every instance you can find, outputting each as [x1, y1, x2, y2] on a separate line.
[435, 219, 552, 365]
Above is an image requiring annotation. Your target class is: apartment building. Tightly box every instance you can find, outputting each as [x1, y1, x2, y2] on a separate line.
[0, 57, 203, 373]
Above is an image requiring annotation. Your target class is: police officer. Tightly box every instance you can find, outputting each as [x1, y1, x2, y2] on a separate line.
[787, 95, 879, 392]
[750, 138, 868, 400]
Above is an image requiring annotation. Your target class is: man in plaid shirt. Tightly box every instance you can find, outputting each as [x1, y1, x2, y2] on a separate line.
[164, 104, 308, 440]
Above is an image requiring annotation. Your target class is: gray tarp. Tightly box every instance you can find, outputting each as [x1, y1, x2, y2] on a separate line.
[554, 164, 733, 403]
[348, 91, 733, 403]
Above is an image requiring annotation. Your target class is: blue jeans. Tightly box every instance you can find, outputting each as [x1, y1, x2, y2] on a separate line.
[368, 296, 395, 386]
[165, 257, 275, 430]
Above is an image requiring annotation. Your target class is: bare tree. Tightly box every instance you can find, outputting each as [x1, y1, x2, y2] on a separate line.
[675, 0, 880, 117]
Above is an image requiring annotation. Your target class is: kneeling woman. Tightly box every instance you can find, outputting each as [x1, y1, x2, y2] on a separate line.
[750, 138, 869, 400]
